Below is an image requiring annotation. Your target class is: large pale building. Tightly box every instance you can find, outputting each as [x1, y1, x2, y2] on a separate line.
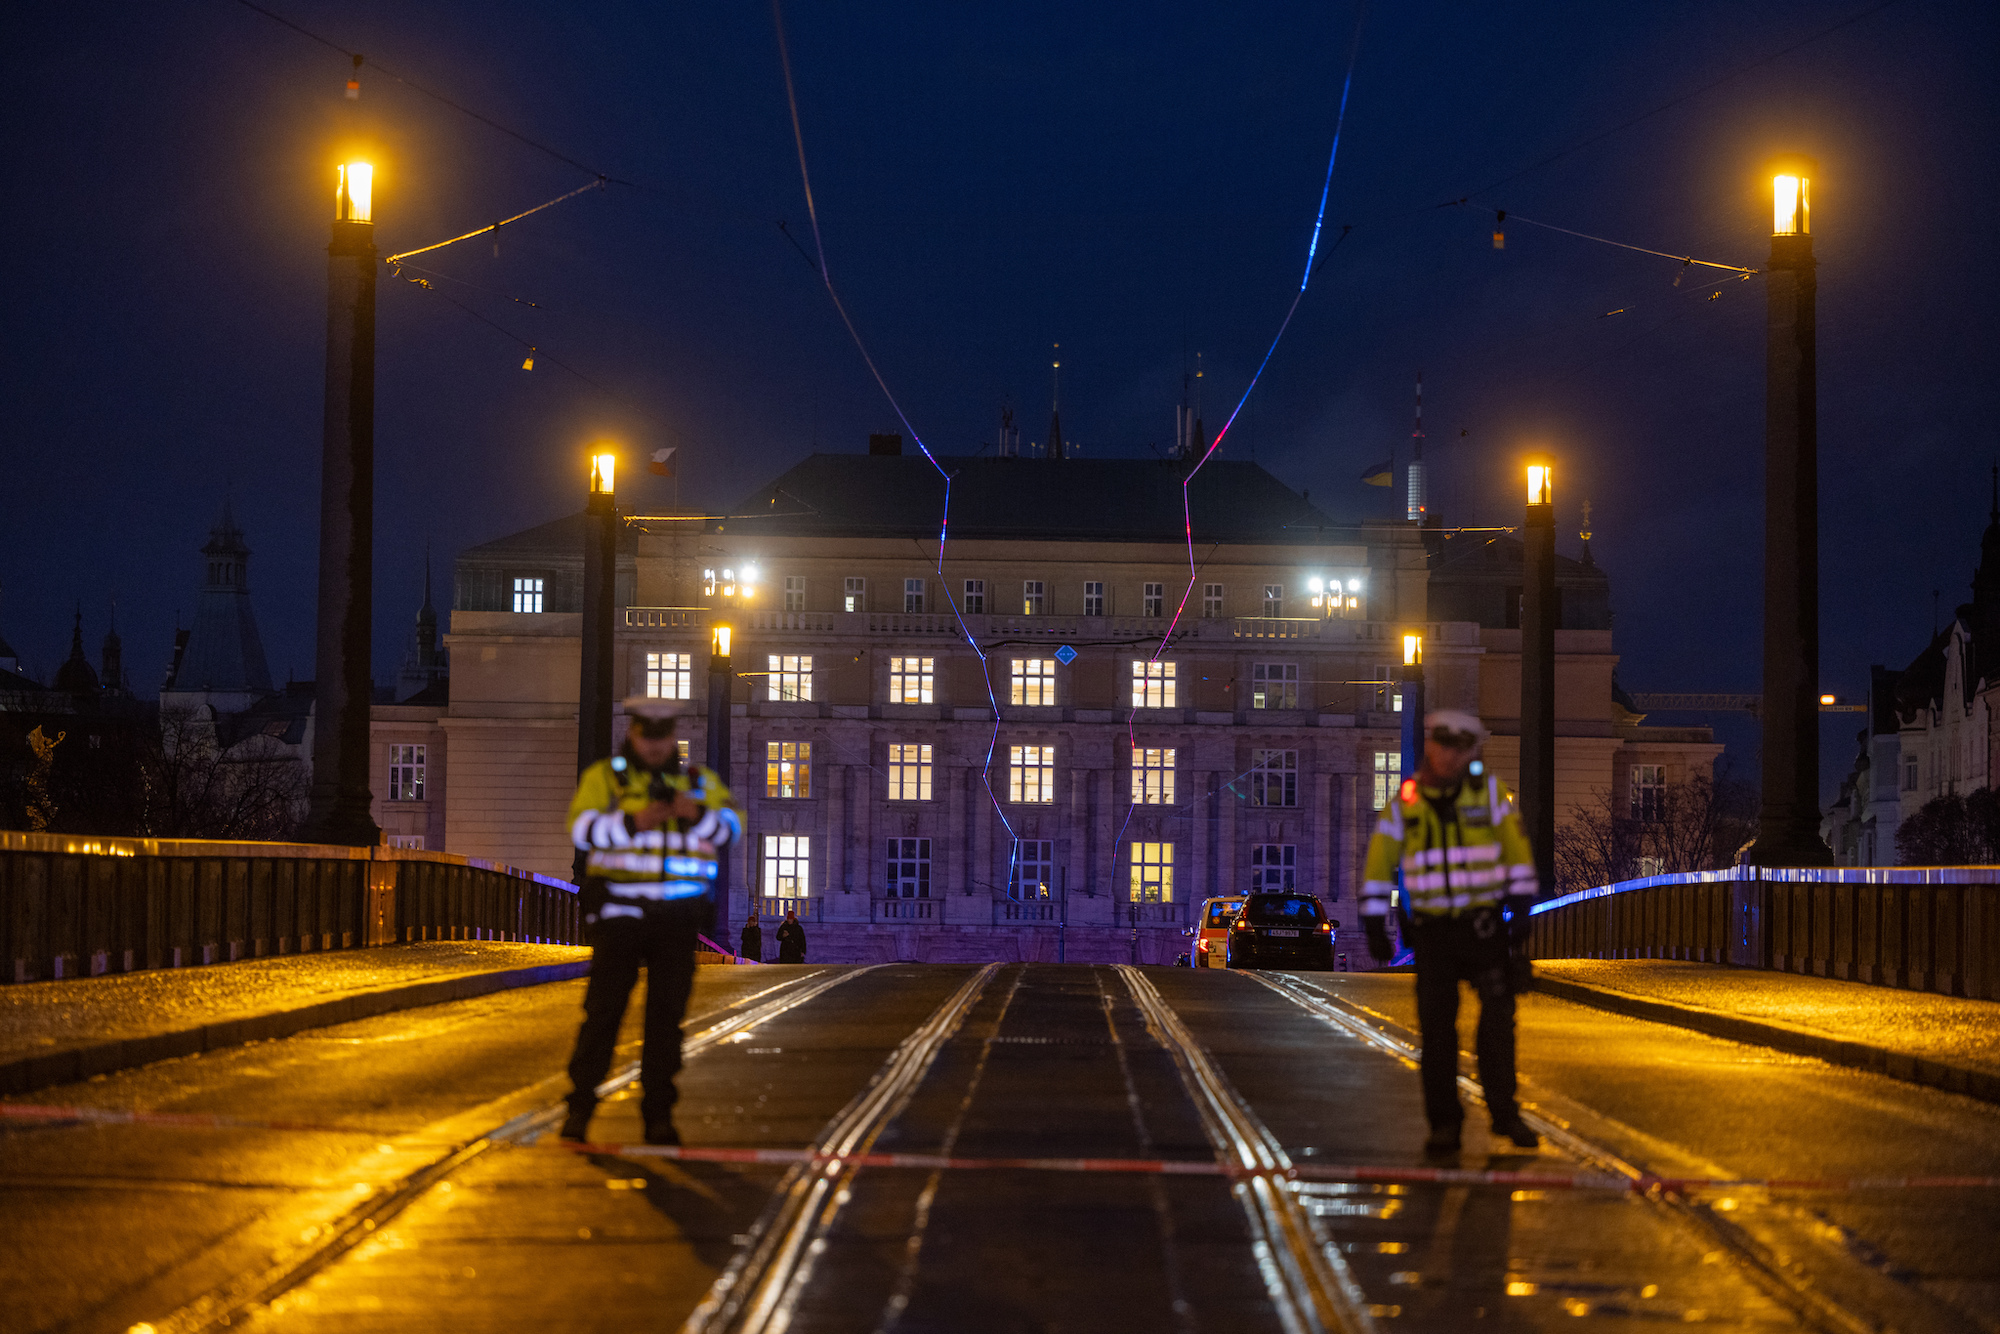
[427, 442, 1717, 963]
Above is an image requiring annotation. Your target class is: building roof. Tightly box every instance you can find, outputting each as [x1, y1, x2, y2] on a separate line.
[169, 501, 273, 694]
[460, 511, 639, 562]
[722, 455, 1349, 545]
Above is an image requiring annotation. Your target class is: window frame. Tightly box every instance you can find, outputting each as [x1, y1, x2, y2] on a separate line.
[963, 579, 986, 615]
[1249, 748, 1299, 808]
[843, 577, 866, 613]
[1132, 746, 1176, 805]
[1131, 659, 1178, 708]
[387, 743, 426, 802]
[1008, 744, 1056, 804]
[1010, 658, 1056, 707]
[1251, 843, 1297, 892]
[1129, 841, 1175, 903]
[1263, 583, 1284, 617]
[768, 654, 814, 702]
[904, 577, 925, 614]
[888, 742, 934, 801]
[765, 740, 811, 800]
[1630, 763, 1666, 821]
[1010, 839, 1054, 900]
[1022, 580, 1046, 615]
[1251, 662, 1299, 710]
[783, 575, 806, 612]
[1202, 583, 1223, 618]
[1143, 581, 1164, 618]
[645, 651, 693, 701]
[886, 837, 932, 898]
[511, 576, 545, 614]
[888, 655, 935, 705]
[1373, 750, 1401, 810]
[762, 834, 810, 899]
[1083, 581, 1104, 617]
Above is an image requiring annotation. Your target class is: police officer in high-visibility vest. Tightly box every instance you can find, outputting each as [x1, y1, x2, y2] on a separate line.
[560, 696, 740, 1145]
[1360, 709, 1540, 1156]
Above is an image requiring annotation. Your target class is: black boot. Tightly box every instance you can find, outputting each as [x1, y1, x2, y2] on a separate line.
[1490, 1116, 1539, 1150]
[559, 1102, 593, 1143]
[1422, 1124, 1461, 1158]
[643, 1119, 680, 1147]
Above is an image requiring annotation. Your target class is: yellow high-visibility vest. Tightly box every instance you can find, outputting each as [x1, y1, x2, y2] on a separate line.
[568, 755, 740, 905]
[1360, 774, 1536, 920]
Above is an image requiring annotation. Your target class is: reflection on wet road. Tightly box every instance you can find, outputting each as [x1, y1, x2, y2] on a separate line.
[4, 963, 1996, 1333]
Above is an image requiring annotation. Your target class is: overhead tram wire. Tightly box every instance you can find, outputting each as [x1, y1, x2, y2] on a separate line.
[384, 179, 610, 268]
[768, 0, 1025, 884]
[226, 0, 625, 182]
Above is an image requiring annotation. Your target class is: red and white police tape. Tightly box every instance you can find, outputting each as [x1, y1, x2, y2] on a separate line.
[8, 1102, 1995, 1195]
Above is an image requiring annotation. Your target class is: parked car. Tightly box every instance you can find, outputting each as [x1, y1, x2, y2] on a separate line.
[1190, 895, 1246, 968]
[1224, 892, 1335, 970]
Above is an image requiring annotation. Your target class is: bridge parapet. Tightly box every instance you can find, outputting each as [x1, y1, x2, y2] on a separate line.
[0, 831, 579, 985]
[1529, 865, 2000, 1000]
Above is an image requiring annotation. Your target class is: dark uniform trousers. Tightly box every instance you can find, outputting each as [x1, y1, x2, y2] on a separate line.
[1408, 905, 1520, 1130]
[566, 898, 704, 1126]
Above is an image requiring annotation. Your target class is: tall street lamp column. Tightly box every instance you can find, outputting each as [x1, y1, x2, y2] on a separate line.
[577, 452, 618, 778]
[1398, 634, 1425, 784]
[305, 163, 381, 846]
[1748, 159, 1833, 866]
[706, 624, 734, 948]
[1520, 463, 1557, 894]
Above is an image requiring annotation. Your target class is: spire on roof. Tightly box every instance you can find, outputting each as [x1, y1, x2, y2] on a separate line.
[55, 603, 101, 695]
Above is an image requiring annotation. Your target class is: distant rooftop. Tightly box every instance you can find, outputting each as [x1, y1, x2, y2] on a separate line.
[723, 454, 1355, 545]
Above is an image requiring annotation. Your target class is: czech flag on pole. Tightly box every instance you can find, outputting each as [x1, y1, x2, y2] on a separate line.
[650, 447, 676, 477]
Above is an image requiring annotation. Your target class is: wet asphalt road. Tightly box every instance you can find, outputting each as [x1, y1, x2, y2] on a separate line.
[3, 963, 1997, 1334]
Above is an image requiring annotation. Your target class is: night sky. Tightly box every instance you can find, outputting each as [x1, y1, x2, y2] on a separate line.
[4, 0, 1996, 799]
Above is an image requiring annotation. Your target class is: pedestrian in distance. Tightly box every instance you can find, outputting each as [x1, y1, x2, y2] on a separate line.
[739, 910, 763, 964]
[1360, 709, 1541, 1158]
[775, 908, 807, 963]
[560, 697, 741, 1146]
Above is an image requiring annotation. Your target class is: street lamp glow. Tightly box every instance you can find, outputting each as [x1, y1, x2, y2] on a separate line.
[1308, 576, 1325, 594]
[335, 162, 373, 223]
[1773, 173, 1810, 236]
[589, 452, 616, 495]
[1526, 464, 1553, 507]
[1819, 693, 1836, 706]
[713, 625, 731, 657]
[1403, 634, 1421, 666]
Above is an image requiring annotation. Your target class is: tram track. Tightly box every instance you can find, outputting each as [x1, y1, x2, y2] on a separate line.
[1253, 969, 1975, 1334]
[682, 962, 999, 1334]
[107, 966, 872, 1334]
[1117, 964, 1378, 1334]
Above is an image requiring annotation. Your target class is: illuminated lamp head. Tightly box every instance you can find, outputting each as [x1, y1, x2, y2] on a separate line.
[336, 162, 373, 223]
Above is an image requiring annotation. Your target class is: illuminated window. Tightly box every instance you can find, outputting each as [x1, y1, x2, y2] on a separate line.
[1011, 658, 1056, 707]
[645, 652, 692, 700]
[887, 837, 931, 898]
[1011, 839, 1055, 900]
[844, 577, 866, 612]
[889, 656, 934, 705]
[1131, 660, 1177, 708]
[677, 739, 691, 766]
[1083, 581, 1104, 617]
[1250, 749, 1298, 807]
[1630, 764, 1665, 821]
[1129, 841, 1174, 903]
[1373, 663, 1401, 713]
[511, 577, 544, 614]
[904, 578, 925, 613]
[888, 743, 933, 801]
[762, 835, 809, 898]
[769, 654, 813, 702]
[1132, 747, 1175, 805]
[1252, 662, 1298, 710]
[784, 576, 805, 612]
[1009, 745, 1055, 804]
[1373, 751, 1400, 810]
[1202, 583, 1223, 618]
[964, 579, 985, 614]
[1023, 580, 1045, 615]
[1263, 584, 1284, 617]
[387, 834, 425, 849]
[387, 744, 426, 801]
[765, 741, 810, 799]
[1143, 582, 1164, 618]
[1252, 844, 1296, 891]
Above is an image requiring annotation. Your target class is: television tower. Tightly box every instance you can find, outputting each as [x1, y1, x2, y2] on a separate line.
[1405, 371, 1427, 524]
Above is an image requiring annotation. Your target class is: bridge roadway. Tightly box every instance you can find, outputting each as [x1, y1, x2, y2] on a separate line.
[4, 964, 1998, 1333]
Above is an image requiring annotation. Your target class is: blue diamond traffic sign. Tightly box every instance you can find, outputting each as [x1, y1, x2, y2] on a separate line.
[1054, 644, 1078, 666]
